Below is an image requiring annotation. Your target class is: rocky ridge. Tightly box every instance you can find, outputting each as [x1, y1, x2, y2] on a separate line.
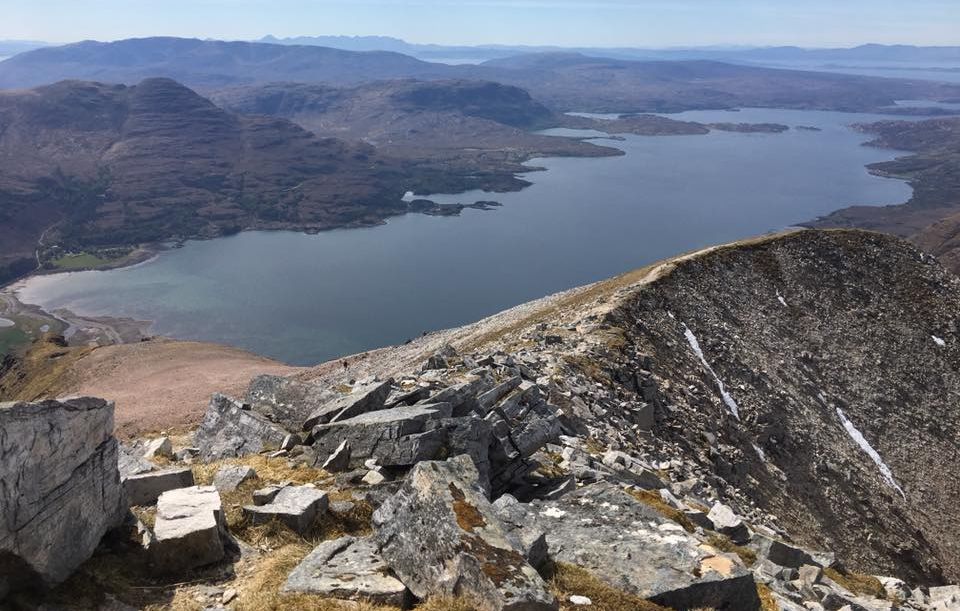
[4, 229, 960, 611]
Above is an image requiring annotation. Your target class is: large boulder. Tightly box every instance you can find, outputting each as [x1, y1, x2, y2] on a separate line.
[302, 378, 394, 430]
[310, 403, 453, 469]
[372, 455, 557, 611]
[194, 394, 290, 460]
[0, 398, 126, 594]
[282, 535, 409, 606]
[512, 482, 761, 610]
[148, 486, 226, 573]
[245, 374, 338, 431]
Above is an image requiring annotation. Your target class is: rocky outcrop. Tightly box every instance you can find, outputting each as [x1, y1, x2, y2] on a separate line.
[0, 398, 126, 595]
[282, 536, 409, 605]
[194, 393, 289, 460]
[124, 467, 196, 506]
[372, 455, 557, 610]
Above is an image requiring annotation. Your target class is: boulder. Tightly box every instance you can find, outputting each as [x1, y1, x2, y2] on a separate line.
[302, 378, 394, 430]
[124, 467, 196, 506]
[212, 465, 257, 493]
[245, 374, 338, 431]
[491, 494, 549, 569]
[753, 533, 821, 569]
[118, 443, 157, 478]
[372, 455, 557, 611]
[194, 394, 290, 460]
[283, 535, 409, 606]
[243, 485, 328, 534]
[425, 376, 493, 417]
[708, 502, 751, 544]
[142, 437, 173, 460]
[518, 482, 761, 610]
[252, 484, 285, 506]
[310, 403, 452, 469]
[320, 440, 352, 473]
[149, 486, 226, 573]
[0, 398, 126, 593]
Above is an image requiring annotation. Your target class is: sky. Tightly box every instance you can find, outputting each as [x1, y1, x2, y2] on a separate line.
[2, 0, 958, 48]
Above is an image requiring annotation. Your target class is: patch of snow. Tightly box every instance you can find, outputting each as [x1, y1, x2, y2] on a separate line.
[776, 290, 788, 307]
[667, 311, 675, 319]
[569, 595, 593, 606]
[752, 443, 767, 461]
[401, 190, 415, 202]
[932, 335, 946, 347]
[836, 407, 905, 499]
[682, 323, 741, 419]
[541, 507, 567, 518]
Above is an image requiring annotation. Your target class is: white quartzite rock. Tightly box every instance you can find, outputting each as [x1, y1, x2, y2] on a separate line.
[149, 485, 226, 572]
[243, 485, 328, 534]
[124, 467, 196, 506]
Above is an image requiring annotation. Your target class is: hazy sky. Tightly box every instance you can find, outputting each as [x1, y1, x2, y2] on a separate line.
[3, 0, 958, 47]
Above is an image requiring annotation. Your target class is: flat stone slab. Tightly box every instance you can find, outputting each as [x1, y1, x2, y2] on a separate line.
[150, 486, 225, 572]
[521, 482, 761, 610]
[310, 403, 453, 469]
[213, 465, 257, 492]
[243, 485, 328, 534]
[282, 535, 408, 606]
[124, 467, 196, 506]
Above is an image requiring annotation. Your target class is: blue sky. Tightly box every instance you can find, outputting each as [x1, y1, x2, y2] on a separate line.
[3, 0, 958, 47]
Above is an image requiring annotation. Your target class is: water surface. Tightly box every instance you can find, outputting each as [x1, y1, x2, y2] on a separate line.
[19, 108, 917, 365]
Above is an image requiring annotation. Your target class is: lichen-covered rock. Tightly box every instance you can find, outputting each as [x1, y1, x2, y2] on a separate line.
[283, 535, 409, 605]
[194, 393, 290, 460]
[372, 455, 557, 611]
[0, 397, 126, 593]
[516, 482, 761, 610]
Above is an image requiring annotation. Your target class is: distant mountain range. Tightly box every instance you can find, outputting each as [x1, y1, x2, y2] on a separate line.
[2, 38, 958, 113]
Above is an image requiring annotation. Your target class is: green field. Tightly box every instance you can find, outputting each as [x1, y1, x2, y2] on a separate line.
[0, 326, 30, 357]
[52, 253, 111, 270]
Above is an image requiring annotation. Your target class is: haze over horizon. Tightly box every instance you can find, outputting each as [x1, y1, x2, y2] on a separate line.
[3, 0, 958, 48]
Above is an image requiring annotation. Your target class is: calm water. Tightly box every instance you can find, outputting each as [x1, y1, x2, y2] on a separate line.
[18, 108, 918, 365]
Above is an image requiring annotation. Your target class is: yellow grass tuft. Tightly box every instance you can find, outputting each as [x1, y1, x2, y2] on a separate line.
[625, 488, 695, 533]
[824, 567, 887, 599]
[705, 534, 757, 566]
[756, 582, 780, 611]
[547, 562, 671, 611]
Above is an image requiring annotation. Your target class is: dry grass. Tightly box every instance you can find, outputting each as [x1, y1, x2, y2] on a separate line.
[534, 451, 568, 478]
[547, 562, 671, 611]
[824, 567, 886, 599]
[0, 335, 93, 400]
[626, 488, 695, 533]
[415, 597, 481, 611]
[756, 582, 780, 611]
[705, 534, 757, 566]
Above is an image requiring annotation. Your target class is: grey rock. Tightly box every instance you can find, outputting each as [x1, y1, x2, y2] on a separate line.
[310, 403, 453, 468]
[194, 394, 290, 460]
[426, 376, 493, 417]
[708, 502, 751, 544]
[282, 535, 408, 606]
[362, 470, 388, 486]
[280, 434, 301, 451]
[243, 485, 328, 534]
[478, 375, 523, 412]
[685, 509, 714, 531]
[252, 484, 286, 506]
[753, 533, 821, 569]
[0, 398, 126, 591]
[212, 465, 257, 493]
[142, 437, 173, 460]
[118, 443, 157, 478]
[373, 455, 557, 611]
[491, 494, 549, 569]
[124, 467, 196, 506]
[149, 486, 226, 573]
[320, 440, 352, 473]
[245, 374, 338, 431]
[303, 378, 394, 430]
[522, 482, 761, 610]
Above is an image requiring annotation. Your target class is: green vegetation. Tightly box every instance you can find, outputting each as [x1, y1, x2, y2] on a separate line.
[51, 253, 111, 270]
[0, 326, 30, 357]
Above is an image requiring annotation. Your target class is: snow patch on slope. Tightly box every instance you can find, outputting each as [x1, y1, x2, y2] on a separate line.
[836, 407, 905, 499]
[682, 323, 740, 419]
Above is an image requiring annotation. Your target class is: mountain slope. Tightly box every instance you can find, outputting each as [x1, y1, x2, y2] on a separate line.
[3, 37, 959, 115]
[0, 78, 409, 270]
